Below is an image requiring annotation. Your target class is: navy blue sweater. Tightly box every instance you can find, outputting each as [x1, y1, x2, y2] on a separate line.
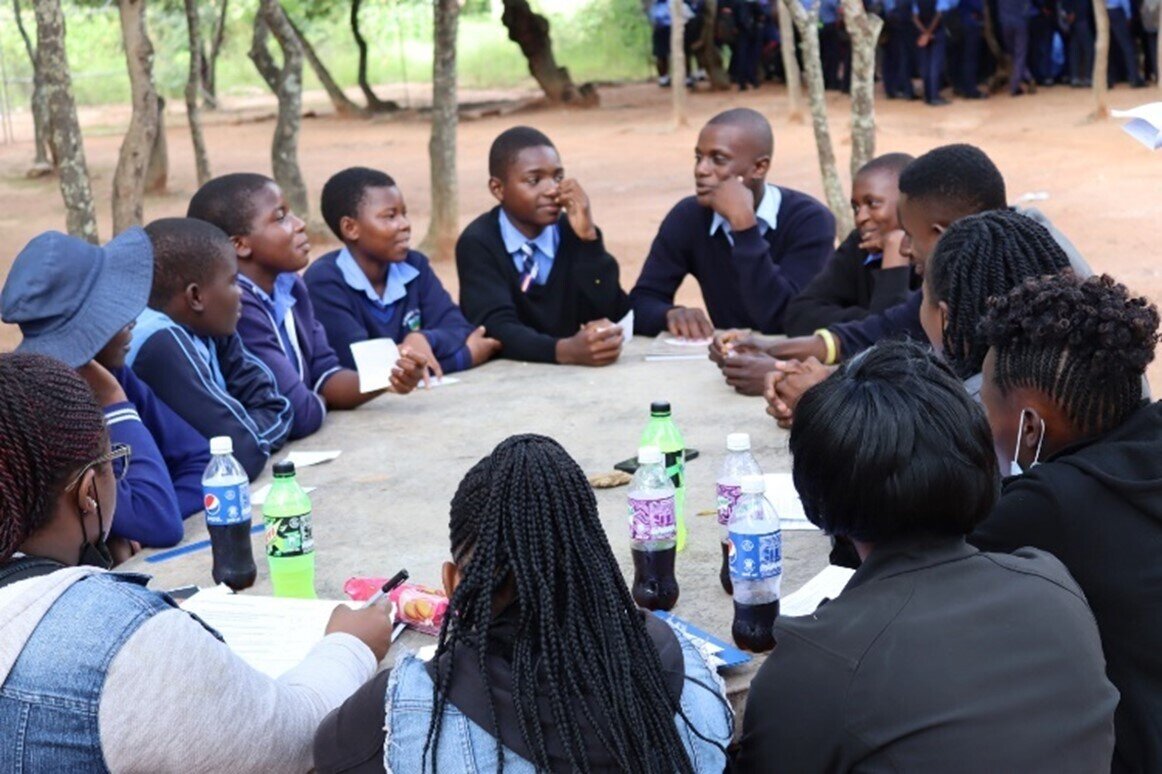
[630, 188, 836, 335]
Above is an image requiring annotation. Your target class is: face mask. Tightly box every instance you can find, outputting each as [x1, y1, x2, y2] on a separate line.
[1009, 408, 1046, 477]
[78, 485, 114, 570]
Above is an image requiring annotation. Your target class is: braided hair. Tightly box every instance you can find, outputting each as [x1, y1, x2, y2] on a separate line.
[981, 273, 1159, 435]
[425, 434, 694, 773]
[925, 209, 1071, 380]
[0, 353, 106, 561]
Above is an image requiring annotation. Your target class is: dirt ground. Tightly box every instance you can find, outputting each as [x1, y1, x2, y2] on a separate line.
[2, 80, 1159, 385]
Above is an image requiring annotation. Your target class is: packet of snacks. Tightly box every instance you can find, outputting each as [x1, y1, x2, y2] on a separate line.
[389, 583, 449, 635]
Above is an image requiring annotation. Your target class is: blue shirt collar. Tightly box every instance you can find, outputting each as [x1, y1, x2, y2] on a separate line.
[864, 252, 884, 266]
[336, 247, 419, 308]
[709, 183, 782, 244]
[238, 273, 297, 327]
[498, 209, 559, 260]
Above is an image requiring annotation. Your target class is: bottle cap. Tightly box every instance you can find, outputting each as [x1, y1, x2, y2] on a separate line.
[650, 401, 672, 416]
[726, 432, 751, 452]
[209, 436, 233, 456]
[637, 445, 663, 465]
[272, 460, 297, 478]
[741, 474, 766, 494]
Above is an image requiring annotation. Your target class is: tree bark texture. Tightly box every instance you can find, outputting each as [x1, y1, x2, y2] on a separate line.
[694, 0, 731, 89]
[201, 0, 228, 109]
[13, 0, 54, 171]
[184, 0, 211, 185]
[777, 0, 803, 119]
[112, 0, 159, 234]
[501, 0, 597, 105]
[145, 95, 167, 193]
[1092, 0, 1109, 117]
[421, 0, 460, 261]
[254, 0, 309, 219]
[249, 15, 279, 92]
[351, 0, 400, 111]
[287, 13, 367, 117]
[841, 0, 882, 179]
[670, 0, 688, 125]
[33, 0, 98, 242]
[783, 0, 852, 236]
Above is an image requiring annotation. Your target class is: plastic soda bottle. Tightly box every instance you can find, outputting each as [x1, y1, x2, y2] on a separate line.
[728, 474, 782, 652]
[202, 436, 256, 591]
[716, 433, 762, 594]
[639, 401, 687, 551]
[628, 445, 679, 611]
[263, 460, 316, 598]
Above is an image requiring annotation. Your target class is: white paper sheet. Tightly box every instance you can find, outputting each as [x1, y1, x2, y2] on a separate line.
[644, 334, 713, 361]
[424, 375, 460, 389]
[284, 450, 342, 468]
[616, 309, 634, 346]
[762, 473, 817, 530]
[780, 565, 856, 617]
[349, 338, 401, 393]
[1112, 102, 1162, 150]
[250, 483, 317, 507]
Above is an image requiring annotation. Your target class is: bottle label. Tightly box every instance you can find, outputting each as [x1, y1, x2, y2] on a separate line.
[628, 496, 676, 541]
[728, 529, 783, 581]
[716, 483, 742, 526]
[203, 484, 251, 527]
[265, 511, 314, 558]
[663, 450, 685, 490]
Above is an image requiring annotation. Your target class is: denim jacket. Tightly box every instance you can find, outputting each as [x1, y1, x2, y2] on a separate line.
[382, 623, 734, 772]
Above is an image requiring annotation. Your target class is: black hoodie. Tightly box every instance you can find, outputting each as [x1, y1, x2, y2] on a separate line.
[971, 400, 1162, 774]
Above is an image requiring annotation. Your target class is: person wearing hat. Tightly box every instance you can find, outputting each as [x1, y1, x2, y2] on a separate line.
[1, 228, 210, 548]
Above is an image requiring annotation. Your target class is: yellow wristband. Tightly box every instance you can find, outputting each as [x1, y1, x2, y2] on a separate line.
[815, 329, 838, 365]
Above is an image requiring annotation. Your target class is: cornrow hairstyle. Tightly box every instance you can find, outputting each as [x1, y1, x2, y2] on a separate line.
[790, 339, 999, 542]
[488, 126, 556, 180]
[320, 167, 398, 240]
[706, 107, 774, 156]
[981, 272, 1159, 435]
[186, 172, 274, 237]
[0, 352, 106, 561]
[425, 434, 696, 773]
[144, 218, 235, 310]
[856, 151, 915, 180]
[925, 209, 1071, 380]
[898, 144, 1007, 213]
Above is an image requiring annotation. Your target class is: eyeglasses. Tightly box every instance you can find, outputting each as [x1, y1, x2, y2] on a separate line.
[66, 443, 133, 491]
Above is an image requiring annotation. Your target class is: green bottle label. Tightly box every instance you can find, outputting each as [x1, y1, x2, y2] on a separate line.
[265, 511, 314, 558]
[664, 449, 685, 489]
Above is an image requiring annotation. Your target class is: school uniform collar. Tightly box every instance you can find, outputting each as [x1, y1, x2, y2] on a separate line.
[237, 273, 297, 328]
[864, 252, 884, 266]
[336, 247, 419, 308]
[498, 209, 560, 260]
[709, 183, 782, 245]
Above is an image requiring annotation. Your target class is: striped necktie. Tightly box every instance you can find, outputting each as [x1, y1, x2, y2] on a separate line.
[518, 243, 538, 293]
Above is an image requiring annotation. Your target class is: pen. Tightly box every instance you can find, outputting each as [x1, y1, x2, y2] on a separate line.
[363, 568, 409, 609]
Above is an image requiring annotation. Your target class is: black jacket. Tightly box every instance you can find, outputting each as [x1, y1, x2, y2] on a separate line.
[782, 229, 917, 336]
[455, 207, 630, 364]
[972, 400, 1162, 774]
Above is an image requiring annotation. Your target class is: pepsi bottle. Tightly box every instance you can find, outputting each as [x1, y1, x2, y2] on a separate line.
[728, 475, 782, 652]
[202, 436, 257, 591]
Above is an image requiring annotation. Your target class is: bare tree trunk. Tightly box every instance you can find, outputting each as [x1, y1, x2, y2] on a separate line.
[777, 0, 803, 120]
[253, 0, 308, 218]
[501, 0, 598, 105]
[671, 0, 688, 126]
[421, 0, 460, 261]
[201, 0, 228, 109]
[286, 13, 367, 117]
[842, 0, 882, 179]
[145, 95, 167, 193]
[351, 0, 400, 112]
[33, 0, 97, 242]
[694, 0, 731, 89]
[1092, 0, 1109, 118]
[112, 0, 159, 234]
[14, 0, 54, 172]
[783, 0, 852, 236]
[184, 0, 211, 185]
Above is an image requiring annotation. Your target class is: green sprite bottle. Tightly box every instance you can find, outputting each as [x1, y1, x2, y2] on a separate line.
[640, 401, 687, 551]
[263, 460, 316, 598]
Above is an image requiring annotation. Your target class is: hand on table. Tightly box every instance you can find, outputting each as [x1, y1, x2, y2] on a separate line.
[557, 319, 623, 366]
[665, 306, 714, 341]
[764, 358, 836, 429]
[465, 326, 502, 367]
[326, 598, 395, 662]
[392, 346, 439, 393]
[721, 352, 780, 396]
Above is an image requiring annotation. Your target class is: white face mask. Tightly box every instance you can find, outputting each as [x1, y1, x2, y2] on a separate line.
[1010, 408, 1046, 477]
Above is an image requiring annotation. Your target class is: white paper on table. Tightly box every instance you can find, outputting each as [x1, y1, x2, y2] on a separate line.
[644, 334, 713, 361]
[423, 375, 460, 389]
[284, 450, 342, 468]
[1111, 102, 1162, 150]
[762, 473, 817, 530]
[250, 483, 317, 507]
[349, 338, 401, 393]
[616, 309, 634, 346]
[780, 565, 856, 617]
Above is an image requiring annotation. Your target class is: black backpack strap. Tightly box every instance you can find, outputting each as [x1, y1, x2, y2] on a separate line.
[0, 557, 66, 589]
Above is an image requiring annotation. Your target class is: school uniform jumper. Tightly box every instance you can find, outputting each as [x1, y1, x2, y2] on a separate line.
[456, 207, 631, 363]
[914, 0, 953, 102]
[305, 248, 475, 374]
[127, 308, 293, 481]
[631, 184, 835, 336]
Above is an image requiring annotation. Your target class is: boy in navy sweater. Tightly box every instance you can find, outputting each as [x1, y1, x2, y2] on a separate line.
[1, 229, 209, 548]
[127, 218, 292, 481]
[189, 174, 427, 441]
[456, 126, 631, 366]
[630, 108, 835, 340]
[305, 167, 499, 377]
